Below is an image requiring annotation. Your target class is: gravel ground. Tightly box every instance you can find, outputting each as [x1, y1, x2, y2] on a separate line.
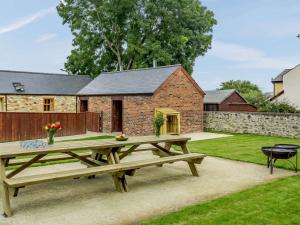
[0, 151, 293, 225]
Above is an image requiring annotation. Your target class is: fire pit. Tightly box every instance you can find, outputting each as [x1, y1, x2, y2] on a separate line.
[261, 144, 299, 174]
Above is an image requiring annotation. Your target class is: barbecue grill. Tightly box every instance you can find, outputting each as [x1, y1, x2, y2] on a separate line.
[261, 144, 299, 174]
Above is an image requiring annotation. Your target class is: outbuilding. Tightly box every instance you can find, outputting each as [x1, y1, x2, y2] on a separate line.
[0, 70, 91, 112]
[78, 65, 205, 135]
[204, 89, 257, 112]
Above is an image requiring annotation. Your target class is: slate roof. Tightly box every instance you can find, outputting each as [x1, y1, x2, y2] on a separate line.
[204, 89, 237, 104]
[272, 69, 291, 82]
[78, 65, 181, 95]
[0, 70, 92, 95]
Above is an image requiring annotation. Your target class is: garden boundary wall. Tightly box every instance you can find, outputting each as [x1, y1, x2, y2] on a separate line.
[204, 111, 300, 138]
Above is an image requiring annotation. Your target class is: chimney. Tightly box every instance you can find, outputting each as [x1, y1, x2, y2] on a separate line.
[153, 59, 157, 68]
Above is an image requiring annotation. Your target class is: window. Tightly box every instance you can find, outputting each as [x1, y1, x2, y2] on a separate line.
[44, 98, 54, 111]
[0, 97, 3, 112]
[204, 104, 219, 111]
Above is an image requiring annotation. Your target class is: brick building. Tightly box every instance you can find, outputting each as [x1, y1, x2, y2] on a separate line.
[78, 65, 205, 135]
[0, 70, 91, 112]
[204, 89, 257, 112]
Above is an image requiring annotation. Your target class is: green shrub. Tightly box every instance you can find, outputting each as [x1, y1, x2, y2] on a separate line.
[152, 113, 165, 137]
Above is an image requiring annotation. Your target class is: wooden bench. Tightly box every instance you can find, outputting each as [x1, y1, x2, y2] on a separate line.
[5, 153, 204, 188]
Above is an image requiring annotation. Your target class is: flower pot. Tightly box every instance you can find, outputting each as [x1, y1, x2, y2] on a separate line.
[155, 127, 161, 137]
[48, 132, 55, 145]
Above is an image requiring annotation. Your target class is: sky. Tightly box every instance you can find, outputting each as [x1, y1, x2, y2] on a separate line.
[1, 0, 300, 92]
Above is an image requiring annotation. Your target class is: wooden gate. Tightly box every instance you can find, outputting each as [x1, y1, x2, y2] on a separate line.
[86, 112, 102, 132]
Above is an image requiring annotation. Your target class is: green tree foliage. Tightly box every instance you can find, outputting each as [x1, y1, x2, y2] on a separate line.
[219, 80, 297, 113]
[219, 80, 262, 103]
[57, 0, 217, 77]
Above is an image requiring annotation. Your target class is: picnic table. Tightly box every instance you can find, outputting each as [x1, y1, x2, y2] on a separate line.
[0, 135, 205, 217]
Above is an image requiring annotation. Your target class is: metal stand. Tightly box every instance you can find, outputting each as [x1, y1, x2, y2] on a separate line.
[267, 150, 298, 174]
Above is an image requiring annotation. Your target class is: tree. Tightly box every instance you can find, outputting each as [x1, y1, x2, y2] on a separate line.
[261, 100, 297, 113]
[57, 0, 217, 78]
[219, 80, 297, 113]
[219, 80, 262, 103]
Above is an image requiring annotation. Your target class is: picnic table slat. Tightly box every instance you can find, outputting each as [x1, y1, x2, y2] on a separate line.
[8, 152, 91, 166]
[0, 135, 190, 158]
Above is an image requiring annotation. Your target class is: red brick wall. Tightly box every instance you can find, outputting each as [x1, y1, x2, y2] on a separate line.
[87, 68, 204, 135]
[219, 92, 257, 112]
[152, 68, 204, 133]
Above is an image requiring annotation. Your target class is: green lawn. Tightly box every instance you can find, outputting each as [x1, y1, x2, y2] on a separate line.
[188, 133, 300, 170]
[142, 175, 300, 225]
[142, 133, 300, 225]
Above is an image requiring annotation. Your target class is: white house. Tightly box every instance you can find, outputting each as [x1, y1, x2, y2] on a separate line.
[270, 64, 300, 109]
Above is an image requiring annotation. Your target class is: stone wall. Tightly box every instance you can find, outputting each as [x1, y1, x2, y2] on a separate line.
[5, 95, 77, 112]
[204, 111, 300, 138]
[88, 67, 204, 135]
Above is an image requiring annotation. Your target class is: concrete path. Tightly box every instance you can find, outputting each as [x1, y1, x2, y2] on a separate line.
[182, 132, 231, 141]
[0, 152, 294, 225]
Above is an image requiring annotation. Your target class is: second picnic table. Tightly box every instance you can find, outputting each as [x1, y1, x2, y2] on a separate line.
[0, 135, 205, 217]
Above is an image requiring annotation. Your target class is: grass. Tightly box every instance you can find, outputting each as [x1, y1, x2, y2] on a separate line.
[142, 175, 300, 225]
[187, 133, 300, 170]
[142, 133, 300, 225]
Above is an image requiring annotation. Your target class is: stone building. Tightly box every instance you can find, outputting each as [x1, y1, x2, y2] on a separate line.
[0, 70, 91, 112]
[204, 89, 257, 112]
[78, 65, 205, 135]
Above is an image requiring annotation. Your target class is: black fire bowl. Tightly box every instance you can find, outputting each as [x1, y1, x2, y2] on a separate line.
[261, 144, 299, 174]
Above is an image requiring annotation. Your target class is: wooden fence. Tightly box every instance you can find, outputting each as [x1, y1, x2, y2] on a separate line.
[86, 112, 102, 132]
[0, 112, 87, 142]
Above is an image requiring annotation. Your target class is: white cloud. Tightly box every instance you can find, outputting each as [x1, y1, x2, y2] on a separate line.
[0, 7, 55, 35]
[36, 33, 57, 43]
[208, 41, 299, 69]
[60, 0, 67, 6]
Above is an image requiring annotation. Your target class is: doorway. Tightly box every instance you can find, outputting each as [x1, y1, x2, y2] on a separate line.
[80, 100, 88, 112]
[112, 100, 123, 132]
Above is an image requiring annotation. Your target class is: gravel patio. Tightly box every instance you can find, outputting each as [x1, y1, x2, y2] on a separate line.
[0, 151, 293, 225]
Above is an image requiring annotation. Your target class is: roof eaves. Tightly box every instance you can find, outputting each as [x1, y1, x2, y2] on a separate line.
[100, 64, 181, 75]
[270, 90, 284, 101]
[77, 92, 153, 96]
[0, 69, 91, 79]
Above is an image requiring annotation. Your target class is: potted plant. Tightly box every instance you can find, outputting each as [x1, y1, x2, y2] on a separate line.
[44, 122, 62, 145]
[152, 113, 165, 137]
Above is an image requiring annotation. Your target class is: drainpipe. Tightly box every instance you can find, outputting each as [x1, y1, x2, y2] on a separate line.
[5, 95, 8, 112]
[75, 96, 78, 113]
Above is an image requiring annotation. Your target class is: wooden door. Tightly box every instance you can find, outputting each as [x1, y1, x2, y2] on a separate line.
[112, 100, 123, 132]
[80, 100, 88, 112]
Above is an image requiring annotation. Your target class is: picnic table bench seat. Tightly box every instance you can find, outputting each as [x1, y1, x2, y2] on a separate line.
[5, 153, 205, 188]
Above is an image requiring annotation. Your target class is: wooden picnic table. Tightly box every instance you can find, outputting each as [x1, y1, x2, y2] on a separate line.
[0, 135, 205, 217]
